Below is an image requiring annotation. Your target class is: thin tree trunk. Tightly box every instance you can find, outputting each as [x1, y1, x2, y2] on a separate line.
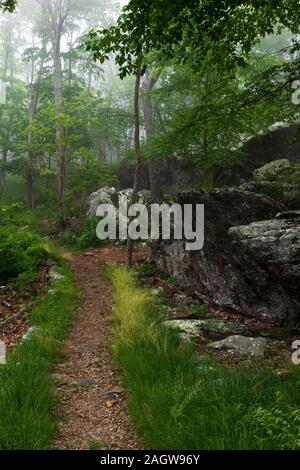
[53, 38, 66, 225]
[127, 72, 142, 266]
[44, 0, 70, 227]
[141, 73, 163, 202]
[26, 40, 47, 209]
[27, 79, 35, 209]
[0, 22, 11, 195]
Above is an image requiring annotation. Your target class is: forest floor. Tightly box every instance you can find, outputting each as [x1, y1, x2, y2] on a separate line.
[53, 246, 147, 451]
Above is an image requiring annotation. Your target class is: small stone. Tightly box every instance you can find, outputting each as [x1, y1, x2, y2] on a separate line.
[75, 378, 95, 388]
[151, 287, 164, 296]
[21, 326, 37, 343]
[48, 265, 64, 282]
[208, 335, 267, 356]
[101, 386, 125, 401]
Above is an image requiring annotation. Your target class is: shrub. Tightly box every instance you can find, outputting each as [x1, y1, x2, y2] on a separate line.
[60, 217, 108, 249]
[0, 202, 24, 226]
[77, 217, 105, 248]
[189, 303, 208, 319]
[0, 229, 47, 283]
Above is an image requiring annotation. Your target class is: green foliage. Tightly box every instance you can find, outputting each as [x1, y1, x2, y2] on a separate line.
[250, 400, 300, 450]
[86, 1, 300, 77]
[109, 267, 300, 450]
[0, 201, 24, 225]
[60, 217, 107, 250]
[66, 155, 116, 202]
[0, 228, 47, 283]
[0, 175, 27, 204]
[89, 441, 105, 450]
[0, 1, 17, 12]
[0, 262, 78, 450]
[77, 217, 106, 249]
[279, 163, 300, 190]
[189, 304, 208, 320]
[259, 183, 285, 200]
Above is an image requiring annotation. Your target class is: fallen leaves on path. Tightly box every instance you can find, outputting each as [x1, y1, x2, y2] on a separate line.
[53, 245, 146, 450]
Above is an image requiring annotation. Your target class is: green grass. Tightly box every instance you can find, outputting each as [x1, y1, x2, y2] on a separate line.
[0, 261, 79, 450]
[109, 267, 300, 450]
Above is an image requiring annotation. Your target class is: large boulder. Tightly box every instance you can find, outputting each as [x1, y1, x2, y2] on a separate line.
[155, 189, 300, 323]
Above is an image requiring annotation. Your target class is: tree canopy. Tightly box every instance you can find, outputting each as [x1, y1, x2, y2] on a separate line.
[86, 0, 300, 77]
[0, 1, 16, 12]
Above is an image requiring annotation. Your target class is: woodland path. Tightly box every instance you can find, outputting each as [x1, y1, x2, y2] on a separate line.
[53, 246, 144, 450]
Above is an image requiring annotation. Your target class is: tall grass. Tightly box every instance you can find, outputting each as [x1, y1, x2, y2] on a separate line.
[109, 267, 300, 450]
[0, 262, 78, 450]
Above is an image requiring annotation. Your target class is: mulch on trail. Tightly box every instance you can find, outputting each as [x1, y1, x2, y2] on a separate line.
[53, 246, 148, 450]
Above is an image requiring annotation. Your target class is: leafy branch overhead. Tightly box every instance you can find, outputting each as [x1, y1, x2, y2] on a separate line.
[0, 0, 17, 12]
[86, 0, 300, 78]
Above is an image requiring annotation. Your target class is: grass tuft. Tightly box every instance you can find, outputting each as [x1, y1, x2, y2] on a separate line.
[109, 266, 300, 450]
[0, 262, 79, 450]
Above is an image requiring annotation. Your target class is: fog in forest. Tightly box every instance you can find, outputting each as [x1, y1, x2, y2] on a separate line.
[1, 0, 300, 454]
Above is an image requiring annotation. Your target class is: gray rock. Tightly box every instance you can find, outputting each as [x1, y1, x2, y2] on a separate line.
[48, 265, 64, 282]
[87, 187, 151, 218]
[253, 159, 292, 182]
[164, 319, 205, 337]
[21, 326, 37, 342]
[75, 378, 95, 388]
[151, 286, 164, 296]
[276, 210, 300, 220]
[0, 341, 6, 364]
[164, 318, 251, 340]
[87, 186, 116, 218]
[197, 318, 251, 339]
[208, 335, 267, 356]
[154, 189, 296, 323]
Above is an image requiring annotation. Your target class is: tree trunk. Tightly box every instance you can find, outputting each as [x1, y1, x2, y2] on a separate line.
[127, 72, 142, 266]
[27, 81, 35, 209]
[44, 0, 70, 227]
[141, 73, 163, 202]
[26, 41, 47, 209]
[53, 37, 66, 225]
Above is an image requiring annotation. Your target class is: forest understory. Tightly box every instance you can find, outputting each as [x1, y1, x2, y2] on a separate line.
[1, 0, 300, 454]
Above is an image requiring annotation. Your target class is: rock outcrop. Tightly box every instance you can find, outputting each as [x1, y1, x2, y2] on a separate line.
[154, 164, 300, 324]
[117, 125, 300, 192]
[87, 187, 151, 218]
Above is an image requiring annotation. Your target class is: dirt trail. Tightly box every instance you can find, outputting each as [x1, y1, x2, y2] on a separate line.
[53, 246, 144, 450]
